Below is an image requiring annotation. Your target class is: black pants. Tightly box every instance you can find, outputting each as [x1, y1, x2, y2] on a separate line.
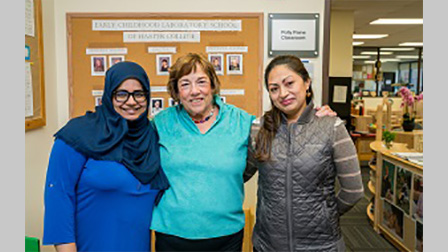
[155, 229, 244, 252]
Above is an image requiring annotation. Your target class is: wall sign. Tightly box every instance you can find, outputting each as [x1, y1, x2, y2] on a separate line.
[268, 13, 319, 58]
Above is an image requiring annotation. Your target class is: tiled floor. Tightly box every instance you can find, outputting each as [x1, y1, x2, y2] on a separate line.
[340, 166, 399, 252]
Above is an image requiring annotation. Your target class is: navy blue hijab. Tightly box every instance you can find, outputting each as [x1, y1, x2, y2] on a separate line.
[54, 62, 169, 199]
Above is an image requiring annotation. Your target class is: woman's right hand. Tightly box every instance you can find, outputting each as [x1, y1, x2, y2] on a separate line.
[56, 243, 77, 252]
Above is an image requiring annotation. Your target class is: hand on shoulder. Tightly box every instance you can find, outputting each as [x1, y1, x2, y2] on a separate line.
[315, 104, 337, 117]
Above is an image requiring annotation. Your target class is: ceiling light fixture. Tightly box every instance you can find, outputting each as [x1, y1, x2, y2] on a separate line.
[396, 55, 420, 59]
[353, 55, 371, 59]
[399, 42, 423, 46]
[381, 59, 401, 62]
[370, 18, 423, 25]
[353, 41, 365, 46]
[353, 34, 389, 39]
[381, 48, 415, 51]
[361, 51, 393, 55]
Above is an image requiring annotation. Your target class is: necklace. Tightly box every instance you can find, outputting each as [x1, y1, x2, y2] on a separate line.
[191, 106, 215, 124]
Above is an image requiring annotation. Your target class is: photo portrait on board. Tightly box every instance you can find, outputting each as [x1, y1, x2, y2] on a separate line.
[94, 96, 102, 106]
[168, 98, 178, 107]
[227, 54, 243, 75]
[208, 54, 224, 75]
[157, 54, 172, 75]
[150, 97, 164, 116]
[91, 56, 107, 76]
[109, 55, 125, 68]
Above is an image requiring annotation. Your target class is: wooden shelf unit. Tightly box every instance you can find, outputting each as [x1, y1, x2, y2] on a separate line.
[367, 202, 374, 223]
[369, 141, 423, 252]
[367, 181, 376, 194]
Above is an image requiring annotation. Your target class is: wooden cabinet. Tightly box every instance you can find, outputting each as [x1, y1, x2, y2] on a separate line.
[350, 131, 376, 162]
[351, 114, 373, 133]
[369, 141, 423, 252]
[394, 130, 423, 152]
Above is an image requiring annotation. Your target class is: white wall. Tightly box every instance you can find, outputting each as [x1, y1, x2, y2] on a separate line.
[25, 1, 326, 250]
[363, 97, 402, 111]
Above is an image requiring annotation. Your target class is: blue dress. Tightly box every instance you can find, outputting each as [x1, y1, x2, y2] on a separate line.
[43, 139, 159, 251]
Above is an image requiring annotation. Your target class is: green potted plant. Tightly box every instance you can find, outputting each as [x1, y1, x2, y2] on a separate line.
[383, 130, 396, 149]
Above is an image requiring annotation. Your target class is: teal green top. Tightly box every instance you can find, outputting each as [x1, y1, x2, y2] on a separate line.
[150, 95, 255, 239]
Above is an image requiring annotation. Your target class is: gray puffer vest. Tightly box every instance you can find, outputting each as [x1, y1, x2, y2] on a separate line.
[252, 103, 344, 252]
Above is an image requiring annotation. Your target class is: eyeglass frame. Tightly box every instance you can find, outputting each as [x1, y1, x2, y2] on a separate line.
[112, 90, 149, 104]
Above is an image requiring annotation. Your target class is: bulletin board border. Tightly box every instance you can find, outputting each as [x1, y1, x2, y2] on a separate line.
[25, 0, 46, 131]
[66, 12, 264, 118]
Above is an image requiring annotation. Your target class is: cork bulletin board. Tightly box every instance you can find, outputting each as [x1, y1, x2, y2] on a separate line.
[66, 13, 264, 119]
[25, 0, 46, 131]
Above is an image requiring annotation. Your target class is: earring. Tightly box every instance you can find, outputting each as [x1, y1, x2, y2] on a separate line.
[306, 90, 311, 97]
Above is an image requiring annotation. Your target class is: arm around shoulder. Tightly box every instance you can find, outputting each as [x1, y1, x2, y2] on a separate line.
[243, 121, 260, 182]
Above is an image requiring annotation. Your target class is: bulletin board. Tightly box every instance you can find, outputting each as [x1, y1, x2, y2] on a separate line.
[25, 0, 46, 131]
[66, 13, 264, 119]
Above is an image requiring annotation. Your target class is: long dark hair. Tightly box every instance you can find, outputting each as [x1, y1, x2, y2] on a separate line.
[254, 55, 313, 162]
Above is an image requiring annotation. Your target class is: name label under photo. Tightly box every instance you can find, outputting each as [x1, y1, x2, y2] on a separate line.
[86, 48, 128, 55]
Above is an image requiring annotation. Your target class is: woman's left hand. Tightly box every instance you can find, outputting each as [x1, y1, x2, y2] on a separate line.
[315, 105, 337, 117]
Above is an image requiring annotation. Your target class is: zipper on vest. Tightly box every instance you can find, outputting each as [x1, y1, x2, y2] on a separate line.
[286, 124, 294, 252]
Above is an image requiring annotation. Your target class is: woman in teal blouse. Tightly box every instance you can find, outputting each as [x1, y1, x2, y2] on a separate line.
[150, 53, 334, 251]
[151, 53, 253, 251]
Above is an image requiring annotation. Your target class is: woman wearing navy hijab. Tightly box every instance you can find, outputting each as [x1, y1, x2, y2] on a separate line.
[43, 62, 169, 252]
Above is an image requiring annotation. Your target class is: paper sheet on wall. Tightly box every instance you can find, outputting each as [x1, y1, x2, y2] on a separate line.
[25, 0, 35, 37]
[86, 48, 128, 55]
[220, 89, 245, 95]
[25, 62, 34, 117]
[302, 60, 314, 80]
[150, 86, 168, 93]
[332, 85, 347, 103]
[206, 46, 248, 53]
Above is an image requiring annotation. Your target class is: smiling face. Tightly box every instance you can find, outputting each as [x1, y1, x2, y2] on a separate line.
[267, 64, 310, 122]
[177, 64, 214, 119]
[112, 78, 147, 121]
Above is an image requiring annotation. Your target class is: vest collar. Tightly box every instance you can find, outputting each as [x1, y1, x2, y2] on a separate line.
[280, 101, 315, 125]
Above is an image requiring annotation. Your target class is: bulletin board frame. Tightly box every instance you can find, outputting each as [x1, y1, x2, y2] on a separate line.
[66, 13, 264, 119]
[25, 0, 46, 131]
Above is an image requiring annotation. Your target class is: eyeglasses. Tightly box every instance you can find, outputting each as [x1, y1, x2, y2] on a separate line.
[113, 90, 148, 103]
[178, 80, 210, 91]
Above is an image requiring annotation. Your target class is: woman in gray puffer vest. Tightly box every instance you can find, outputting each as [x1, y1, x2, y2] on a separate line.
[244, 55, 364, 252]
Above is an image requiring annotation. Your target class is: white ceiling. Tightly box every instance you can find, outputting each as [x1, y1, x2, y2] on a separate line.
[331, 0, 423, 48]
